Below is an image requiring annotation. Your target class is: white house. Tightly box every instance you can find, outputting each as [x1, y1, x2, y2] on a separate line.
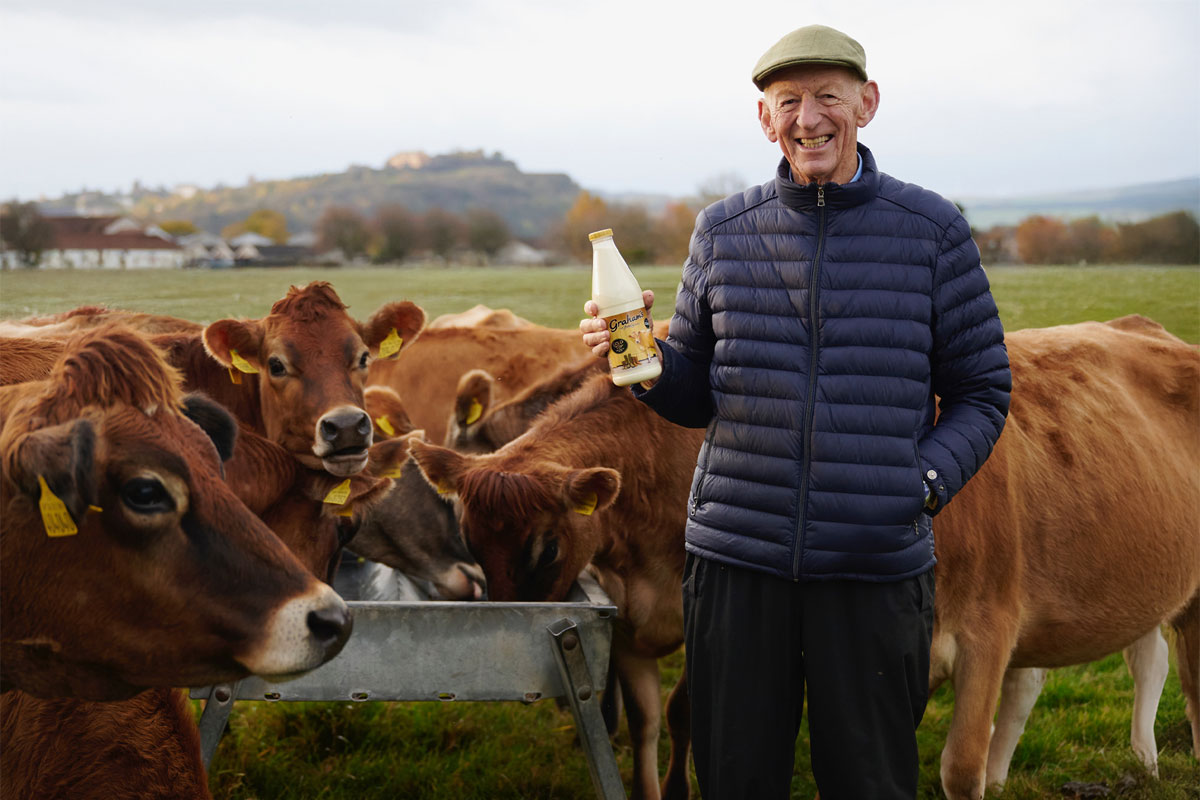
[2, 215, 185, 269]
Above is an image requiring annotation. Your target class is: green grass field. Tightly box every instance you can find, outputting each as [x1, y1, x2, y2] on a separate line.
[1, 264, 1197, 798]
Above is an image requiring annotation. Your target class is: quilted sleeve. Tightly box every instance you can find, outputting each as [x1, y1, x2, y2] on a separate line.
[919, 213, 1011, 513]
[632, 210, 716, 428]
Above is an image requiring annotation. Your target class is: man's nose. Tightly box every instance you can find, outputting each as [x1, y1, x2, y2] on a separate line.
[795, 97, 823, 130]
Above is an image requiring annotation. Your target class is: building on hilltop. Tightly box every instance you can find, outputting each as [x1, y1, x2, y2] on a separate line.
[386, 151, 432, 170]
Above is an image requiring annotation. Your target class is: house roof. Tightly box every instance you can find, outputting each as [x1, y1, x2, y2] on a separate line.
[44, 216, 180, 251]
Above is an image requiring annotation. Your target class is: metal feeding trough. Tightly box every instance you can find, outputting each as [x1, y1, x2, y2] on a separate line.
[191, 570, 625, 799]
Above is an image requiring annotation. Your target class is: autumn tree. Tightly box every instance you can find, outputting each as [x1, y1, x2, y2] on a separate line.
[158, 219, 199, 237]
[422, 208, 465, 262]
[1116, 211, 1200, 264]
[655, 201, 699, 265]
[609, 205, 657, 265]
[1015, 215, 1071, 264]
[557, 191, 611, 263]
[1066, 216, 1118, 264]
[316, 206, 370, 261]
[466, 209, 511, 262]
[0, 201, 55, 267]
[222, 209, 289, 244]
[374, 205, 419, 263]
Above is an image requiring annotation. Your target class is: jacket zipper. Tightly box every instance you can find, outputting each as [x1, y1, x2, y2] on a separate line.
[792, 185, 826, 579]
[688, 423, 718, 517]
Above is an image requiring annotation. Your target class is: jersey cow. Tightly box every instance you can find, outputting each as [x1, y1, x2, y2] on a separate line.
[930, 315, 1199, 799]
[411, 376, 704, 800]
[0, 324, 352, 702]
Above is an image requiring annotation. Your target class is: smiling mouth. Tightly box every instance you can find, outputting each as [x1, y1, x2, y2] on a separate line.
[799, 135, 832, 149]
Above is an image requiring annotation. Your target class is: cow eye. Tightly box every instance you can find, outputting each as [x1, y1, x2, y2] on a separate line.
[358, 351, 370, 370]
[268, 357, 287, 378]
[121, 478, 175, 514]
[535, 537, 559, 571]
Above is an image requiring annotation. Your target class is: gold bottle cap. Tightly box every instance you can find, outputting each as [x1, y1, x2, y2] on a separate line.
[588, 229, 614, 242]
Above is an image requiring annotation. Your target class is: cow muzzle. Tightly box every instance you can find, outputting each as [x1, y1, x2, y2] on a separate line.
[312, 406, 373, 476]
[237, 582, 354, 678]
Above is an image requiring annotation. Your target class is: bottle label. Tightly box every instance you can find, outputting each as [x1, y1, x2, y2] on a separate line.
[606, 308, 659, 375]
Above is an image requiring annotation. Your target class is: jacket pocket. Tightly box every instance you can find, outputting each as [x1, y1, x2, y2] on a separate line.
[688, 423, 718, 518]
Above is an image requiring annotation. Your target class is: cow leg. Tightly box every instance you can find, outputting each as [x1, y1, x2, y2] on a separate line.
[1123, 627, 1170, 776]
[601, 651, 623, 737]
[660, 666, 691, 800]
[984, 667, 1046, 789]
[940, 635, 1012, 800]
[613, 646, 664, 800]
[1170, 593, 1200, 758]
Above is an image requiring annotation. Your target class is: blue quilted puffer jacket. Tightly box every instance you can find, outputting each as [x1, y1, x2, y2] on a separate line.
[635, 144, 1011, 582]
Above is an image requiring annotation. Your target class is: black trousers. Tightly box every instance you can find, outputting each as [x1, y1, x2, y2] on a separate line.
[682, 552, 935, 800]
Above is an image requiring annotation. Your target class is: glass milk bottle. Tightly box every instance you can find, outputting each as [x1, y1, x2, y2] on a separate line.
[590, 228, 662, 386]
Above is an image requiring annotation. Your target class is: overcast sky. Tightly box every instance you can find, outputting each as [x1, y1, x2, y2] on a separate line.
[2, 0, 1197, 204]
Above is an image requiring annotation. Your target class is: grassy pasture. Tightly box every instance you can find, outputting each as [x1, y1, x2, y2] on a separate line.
[1, 264, 1197, 798]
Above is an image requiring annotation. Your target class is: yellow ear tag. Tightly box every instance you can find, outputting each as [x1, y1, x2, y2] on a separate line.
[229, 349, 259, 374]
[436, 479, 454, 495]
[379, 328, 403, 360]
[380, 464, 404, 479]
[88, 505, 103, 514]
[465, 398, 483, 426]
[573, 492, 598, 516]
[375, 415, 396, 437]
[37, 476, 78, 537]
[228, 367, 243, 385]
[323, 479, 352, 505]
[337, 504, 355, 518]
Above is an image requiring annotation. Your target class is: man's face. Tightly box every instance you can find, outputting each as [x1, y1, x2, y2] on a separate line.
[758, 65, 879, 186]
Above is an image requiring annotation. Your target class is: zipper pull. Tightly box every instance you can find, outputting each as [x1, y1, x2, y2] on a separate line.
[817, 186, 825, 207]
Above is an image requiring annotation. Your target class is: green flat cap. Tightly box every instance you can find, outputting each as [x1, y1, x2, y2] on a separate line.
[751, 24, 868, 89]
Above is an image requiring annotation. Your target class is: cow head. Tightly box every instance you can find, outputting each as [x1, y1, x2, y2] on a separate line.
[0, 325, 353, 701]
[203, 282, 425, 477]
[408, 440, 620, 602]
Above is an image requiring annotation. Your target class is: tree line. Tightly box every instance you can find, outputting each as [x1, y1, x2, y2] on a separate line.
[3, 198, 1197, 268]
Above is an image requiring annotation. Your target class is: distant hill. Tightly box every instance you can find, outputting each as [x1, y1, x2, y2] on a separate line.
[42, 150, 582, 240]
[958, 177, 1200, 230]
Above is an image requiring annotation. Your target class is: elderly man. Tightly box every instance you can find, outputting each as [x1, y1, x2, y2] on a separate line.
[581, 23, 1010, 799]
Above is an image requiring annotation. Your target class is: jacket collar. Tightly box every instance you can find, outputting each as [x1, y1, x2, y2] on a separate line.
[775, 142, 879, 212]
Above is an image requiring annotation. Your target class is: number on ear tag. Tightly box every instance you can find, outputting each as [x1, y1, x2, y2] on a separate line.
[379, 328, 403, 360]
[38, 476, 78, 537]
[323, 479, 352, 505]
[229, 349, 259, 374]
[376, 415, 396, 436]
[465, 398, 483, 426]
[573, 492, 598, 516]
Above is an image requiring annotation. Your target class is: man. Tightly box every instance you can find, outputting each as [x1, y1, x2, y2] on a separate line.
[580, 24, 1011, 799]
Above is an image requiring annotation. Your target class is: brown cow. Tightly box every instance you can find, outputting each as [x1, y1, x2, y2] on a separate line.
[930, 315, 1199, 799]
[446, 356, 607, 454]
[0, 324, 352, 701]
[410, 375, 703, 800]
[371, 309, 665, 442]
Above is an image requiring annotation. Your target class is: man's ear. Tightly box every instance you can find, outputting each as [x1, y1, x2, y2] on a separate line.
[758, 97, 779, 143]
[407, 439, 470, 497]
[563, 468, 621, 516]
[203, 319, 264, 372]
[360, 301, 426, 358]
[454, 370, 495, 429]
[857, 80, 880, 128]
[8, 418, 98, 524]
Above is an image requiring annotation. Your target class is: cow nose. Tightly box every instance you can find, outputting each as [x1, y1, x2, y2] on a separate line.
[319, 408, 372, 444]
[307, 604, 353, 658]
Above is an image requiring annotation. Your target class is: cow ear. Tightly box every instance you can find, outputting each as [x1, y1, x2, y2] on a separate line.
[361, 301, 426, 358]
[408, 439, 469, 497]
[8, 418, 98, 524]
[180, 393, 238, 462]
[563, 468, 620, 517]
[363, 385, 414, 439]
[203, 319, 264, 372]
[366, 435, 414, 478]
[454, 370, 494, 429]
